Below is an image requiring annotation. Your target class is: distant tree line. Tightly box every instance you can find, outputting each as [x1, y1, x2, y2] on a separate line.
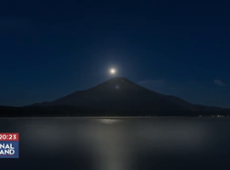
[0, 105, 229, 117]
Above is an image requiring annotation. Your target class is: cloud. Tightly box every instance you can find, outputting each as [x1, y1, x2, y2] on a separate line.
[214, 79, 226, 86]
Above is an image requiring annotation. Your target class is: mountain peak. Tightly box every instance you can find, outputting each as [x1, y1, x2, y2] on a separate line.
[91, 77, 142, 91]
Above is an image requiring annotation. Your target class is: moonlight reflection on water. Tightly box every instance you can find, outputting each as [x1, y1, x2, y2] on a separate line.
[0, 118, 229, 170]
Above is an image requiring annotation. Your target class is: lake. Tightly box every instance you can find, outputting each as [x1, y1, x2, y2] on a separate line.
[0, 117, 230, 170]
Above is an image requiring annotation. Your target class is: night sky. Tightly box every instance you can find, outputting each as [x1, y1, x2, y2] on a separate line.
[0, 0, 229, 107]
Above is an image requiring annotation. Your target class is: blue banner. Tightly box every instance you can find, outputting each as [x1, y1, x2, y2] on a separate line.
[0, 141, 19, 158]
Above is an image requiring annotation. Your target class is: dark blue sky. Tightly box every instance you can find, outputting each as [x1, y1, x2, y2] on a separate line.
[0, 0, 229, 107]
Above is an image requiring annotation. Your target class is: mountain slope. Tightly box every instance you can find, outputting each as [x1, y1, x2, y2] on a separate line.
[36, 77, 197, 112]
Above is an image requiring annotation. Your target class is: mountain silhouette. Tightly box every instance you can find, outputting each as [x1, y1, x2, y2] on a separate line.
[35, 77, 195, 110]
[31, 77, 229, 116]
[1, 77, 229, 117]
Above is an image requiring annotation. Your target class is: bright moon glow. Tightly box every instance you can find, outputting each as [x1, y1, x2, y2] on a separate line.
[109, 68, 116, 75]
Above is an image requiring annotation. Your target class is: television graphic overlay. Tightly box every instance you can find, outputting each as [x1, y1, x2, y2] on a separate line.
[0, 133, 19, 158]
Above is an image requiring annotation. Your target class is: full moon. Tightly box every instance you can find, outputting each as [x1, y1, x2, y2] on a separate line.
[109, 68, 116, 75]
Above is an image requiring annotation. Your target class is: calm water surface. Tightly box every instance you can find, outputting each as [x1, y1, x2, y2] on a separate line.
[0, 117, 230, 170]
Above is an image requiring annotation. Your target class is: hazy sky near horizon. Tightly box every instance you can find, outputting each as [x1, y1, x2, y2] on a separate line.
[0, 0, 229, 107]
